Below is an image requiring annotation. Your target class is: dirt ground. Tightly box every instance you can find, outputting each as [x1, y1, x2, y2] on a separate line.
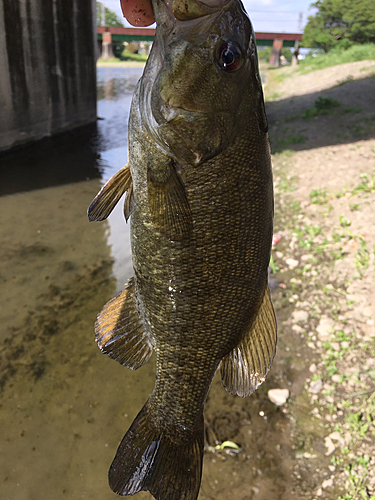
[262, 59, 375, 499]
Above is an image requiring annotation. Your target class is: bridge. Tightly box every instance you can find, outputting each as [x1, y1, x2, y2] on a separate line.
[97, 26, 302, 46]
[97, 26, 303, 63]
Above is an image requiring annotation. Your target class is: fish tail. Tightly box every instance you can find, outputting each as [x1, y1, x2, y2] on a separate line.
[109, 400, 204, 500]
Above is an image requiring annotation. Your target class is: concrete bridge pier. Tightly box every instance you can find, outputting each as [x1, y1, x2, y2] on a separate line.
[0, 0, 97, 152]
[101, 31, 113, 60]
[270, 39, 283, 67]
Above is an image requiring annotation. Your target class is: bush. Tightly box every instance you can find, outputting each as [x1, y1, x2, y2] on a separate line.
[257, 47, 272, 61]
[299, 43, 375, 72]
[120, 49, 148, 63]
[257, 46, 293, 64]
[126, 43, 139, 54]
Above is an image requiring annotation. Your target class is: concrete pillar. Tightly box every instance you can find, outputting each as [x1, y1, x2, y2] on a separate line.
[270, 39, 283, 67]
[101, 31, 113, 60]
[0, 0, 97, 152]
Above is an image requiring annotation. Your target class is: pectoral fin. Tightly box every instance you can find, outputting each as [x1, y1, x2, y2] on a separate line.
[220, 286, 277, 397]
[88, 163, 134, 222]
[95, 278, 153, 370]
[147, 163, 193, 240]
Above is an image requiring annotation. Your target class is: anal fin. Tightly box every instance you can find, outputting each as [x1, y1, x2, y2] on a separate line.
[88, 163, 134, 222]
[220, 286, 277, 397]
[95, 278, 153, 370]
[147, 163, 193, 241]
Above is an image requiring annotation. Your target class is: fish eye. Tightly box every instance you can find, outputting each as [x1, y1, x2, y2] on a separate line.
[217, 42, 241, 72]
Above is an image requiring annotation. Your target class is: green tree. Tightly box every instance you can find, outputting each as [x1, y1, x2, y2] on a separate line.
[303, 0, 375, 52]
[96, 1, 124, 27]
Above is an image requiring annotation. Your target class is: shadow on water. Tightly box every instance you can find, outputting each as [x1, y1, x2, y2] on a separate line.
[0, 66, 315, 500]
[265, 74, 375, 154]
[0, 125, 101, 196]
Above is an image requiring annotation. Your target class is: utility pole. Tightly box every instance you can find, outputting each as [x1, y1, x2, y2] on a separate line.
[298, 12, 303, 32]
[101, 2, 105, 27]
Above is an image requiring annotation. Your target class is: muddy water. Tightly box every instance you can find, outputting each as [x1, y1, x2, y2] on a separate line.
[0, 67, 319, 500]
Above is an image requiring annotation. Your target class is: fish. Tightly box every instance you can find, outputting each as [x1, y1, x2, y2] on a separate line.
[87, 0, 277, 498]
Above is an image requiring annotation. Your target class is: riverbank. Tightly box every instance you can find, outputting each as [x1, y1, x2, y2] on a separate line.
[263, 59, 375, 499]
[96, 58, 145, 68]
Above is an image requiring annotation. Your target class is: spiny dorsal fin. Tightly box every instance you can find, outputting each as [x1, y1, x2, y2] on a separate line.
[147, 164, 193, 241]
[88, 163, 134, 222]
[95, 278, 153, 370]
[220, 286, 277, 397]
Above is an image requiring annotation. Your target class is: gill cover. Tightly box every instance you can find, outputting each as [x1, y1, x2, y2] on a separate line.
[141, 0, 268, 165]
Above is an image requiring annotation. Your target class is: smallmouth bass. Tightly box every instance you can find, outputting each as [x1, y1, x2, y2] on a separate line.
[88, 0, 277, 498]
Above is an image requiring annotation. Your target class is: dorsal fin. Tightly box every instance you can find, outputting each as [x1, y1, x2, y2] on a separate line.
[95, 278, 153, 370]
[220, 286, 277, 397]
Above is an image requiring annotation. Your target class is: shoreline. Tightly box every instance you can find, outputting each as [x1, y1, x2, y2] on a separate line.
[96, 60, 146, 68]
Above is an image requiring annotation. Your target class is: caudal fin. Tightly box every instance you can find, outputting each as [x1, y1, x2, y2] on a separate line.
[109, 401, 204, 500]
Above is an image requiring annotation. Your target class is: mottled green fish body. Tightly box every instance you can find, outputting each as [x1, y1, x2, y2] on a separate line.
[88, 0, 277, 498]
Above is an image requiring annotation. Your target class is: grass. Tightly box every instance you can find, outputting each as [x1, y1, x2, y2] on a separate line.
[336, 455, 375, 500]
[355, 237, 370, 278]
[121, 50, 148, 63]
[272, 130, 307, 152]
[351, 115, 375, 138]
[303, 96, 341, 118]
[97, 51, 148, 67]
[300, 97, 361, 121]
[352, 173, 375, 195]
[298, 43, 375, 74]
[310, 187, 329, 204]
[97, 57, 145, 67]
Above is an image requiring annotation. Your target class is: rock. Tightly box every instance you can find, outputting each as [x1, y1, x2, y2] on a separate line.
[331, 374, 341, 383]
[301, 254, 314, 262]
[309, 363, 317, 373]
[309, 379, 323, 394]
[286, 258, 299, 269]
[303, 452, 317, 458]
[292, 310, 309, 322]
[329, 431, 345, 446]
[268, 388, 290, 406]
[324, 436, 336, 456]
[316, 317, 335, 339]
[292, 324, 303, 333]
[322, 478, 334, 488]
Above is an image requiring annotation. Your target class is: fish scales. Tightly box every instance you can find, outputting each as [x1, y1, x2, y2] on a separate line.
[88, 0, 277, 498]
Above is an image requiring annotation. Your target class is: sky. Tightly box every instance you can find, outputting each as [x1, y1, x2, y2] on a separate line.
[101, 0, 317, 34]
